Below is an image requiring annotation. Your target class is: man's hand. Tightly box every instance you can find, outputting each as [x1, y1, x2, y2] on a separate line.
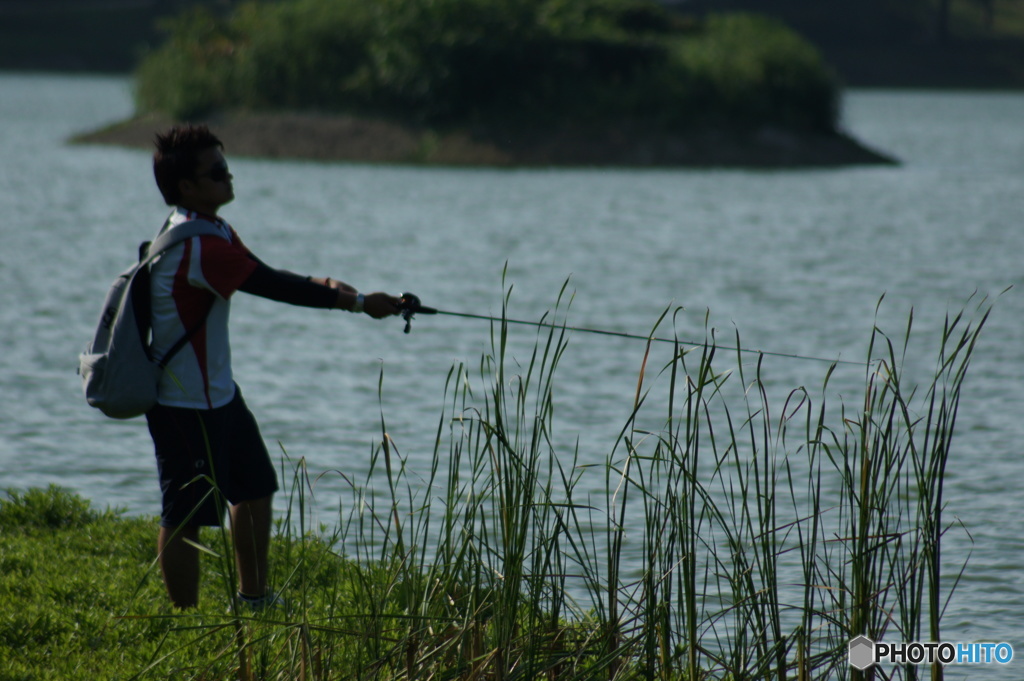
[363, 292, 402, 319]
[326, 282, 401, 318]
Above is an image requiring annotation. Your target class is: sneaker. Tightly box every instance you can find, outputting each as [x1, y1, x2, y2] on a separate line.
[235, 590, 286, 613]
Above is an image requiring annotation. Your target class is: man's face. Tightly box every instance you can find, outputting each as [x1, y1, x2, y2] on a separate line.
[179, 146, 234, 214]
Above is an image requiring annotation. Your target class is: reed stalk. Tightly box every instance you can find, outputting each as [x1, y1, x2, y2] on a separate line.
[129, 288, 994, 681]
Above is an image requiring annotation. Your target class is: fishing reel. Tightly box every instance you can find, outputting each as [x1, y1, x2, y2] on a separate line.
[398, 292, 437, 334]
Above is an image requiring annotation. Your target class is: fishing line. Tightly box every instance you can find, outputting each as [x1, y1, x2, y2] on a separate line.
[398, 294, 866, 367]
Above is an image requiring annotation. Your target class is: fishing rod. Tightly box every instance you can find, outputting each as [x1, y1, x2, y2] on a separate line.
[396, 293, 866, 367]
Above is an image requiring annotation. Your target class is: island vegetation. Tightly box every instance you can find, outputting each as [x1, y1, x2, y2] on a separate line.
[136, 0, 836, 130]
[65, 0, 899, 166]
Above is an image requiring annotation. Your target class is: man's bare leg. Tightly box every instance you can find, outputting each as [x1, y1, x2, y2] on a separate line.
[158, 525, 201, 609]
[231, 495, 273, 598]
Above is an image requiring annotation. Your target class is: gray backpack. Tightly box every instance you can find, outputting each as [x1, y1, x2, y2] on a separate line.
[79, 220, 224, 419]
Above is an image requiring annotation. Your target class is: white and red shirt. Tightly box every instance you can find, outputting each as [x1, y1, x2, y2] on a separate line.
[149, 208, 258, 409]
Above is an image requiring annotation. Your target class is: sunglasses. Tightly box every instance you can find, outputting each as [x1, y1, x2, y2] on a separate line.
[196, 162, 230, 182]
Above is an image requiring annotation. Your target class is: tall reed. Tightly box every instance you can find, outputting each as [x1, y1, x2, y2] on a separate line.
[132, 289, 995, 681]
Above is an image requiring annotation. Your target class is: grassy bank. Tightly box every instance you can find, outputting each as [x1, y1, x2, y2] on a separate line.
[0, 488, 174, 680]
[1, 289, 995, 680]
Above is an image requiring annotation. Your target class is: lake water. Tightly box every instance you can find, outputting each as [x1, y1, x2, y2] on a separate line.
[1, 73, 1022, 674]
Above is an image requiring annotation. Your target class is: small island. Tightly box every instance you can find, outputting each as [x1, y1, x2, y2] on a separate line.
[73, 0, 896, 168]
[74, 109, 894, 167]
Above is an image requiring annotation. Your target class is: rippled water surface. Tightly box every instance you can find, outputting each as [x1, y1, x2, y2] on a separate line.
[2, 74, 1022, 674]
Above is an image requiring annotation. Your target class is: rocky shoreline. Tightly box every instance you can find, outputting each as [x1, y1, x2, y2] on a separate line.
[71, 110, 897, 168]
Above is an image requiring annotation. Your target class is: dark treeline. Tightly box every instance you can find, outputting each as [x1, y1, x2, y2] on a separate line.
[687, 0, 1024, 86]
[0, 0, 199, 73]
[689, 0, 997, 43]
[2, 0, 1022, 82]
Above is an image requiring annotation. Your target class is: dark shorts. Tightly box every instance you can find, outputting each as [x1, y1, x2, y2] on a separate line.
[146, 387, 279, 528]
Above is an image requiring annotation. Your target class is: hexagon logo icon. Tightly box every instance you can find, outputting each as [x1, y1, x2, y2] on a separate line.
[849, 636, 876, 670]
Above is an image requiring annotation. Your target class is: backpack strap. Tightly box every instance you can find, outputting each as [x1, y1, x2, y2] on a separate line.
[144, 219, 226, 264]
[157, 313, 210, 368]
[144, 218, 230, 368]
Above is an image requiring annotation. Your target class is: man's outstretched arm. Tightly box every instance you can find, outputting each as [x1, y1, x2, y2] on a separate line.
[238, 262, 401, 318]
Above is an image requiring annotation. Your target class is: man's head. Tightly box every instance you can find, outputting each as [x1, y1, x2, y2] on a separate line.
[153, 125, 234, 214]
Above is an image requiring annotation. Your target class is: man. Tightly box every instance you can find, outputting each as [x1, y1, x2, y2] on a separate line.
[147, 124, 400, 609]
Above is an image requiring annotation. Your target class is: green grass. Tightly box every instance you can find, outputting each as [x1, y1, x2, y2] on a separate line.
[1, 286, 997, 680]
[0, 489, 171, 680]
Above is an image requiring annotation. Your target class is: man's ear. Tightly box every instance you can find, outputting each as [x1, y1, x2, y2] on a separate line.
[177, 177, 196, 200]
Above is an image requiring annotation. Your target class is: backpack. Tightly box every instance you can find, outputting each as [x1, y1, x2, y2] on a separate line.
[79, 220, 225, 419]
